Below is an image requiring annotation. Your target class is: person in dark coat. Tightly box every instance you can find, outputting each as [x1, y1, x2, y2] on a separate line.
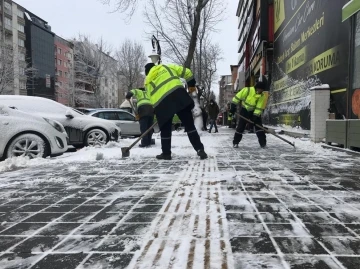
[208, 99, 219, 133]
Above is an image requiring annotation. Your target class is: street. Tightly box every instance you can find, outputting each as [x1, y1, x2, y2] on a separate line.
[0, 128, 360, 269]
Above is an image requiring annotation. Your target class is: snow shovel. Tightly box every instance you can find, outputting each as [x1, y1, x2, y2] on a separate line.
[121, 121, 158, 158]
[236, 113, 295, 148]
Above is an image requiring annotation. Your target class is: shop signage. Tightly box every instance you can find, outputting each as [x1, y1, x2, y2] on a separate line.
[270, 0, 349, 129]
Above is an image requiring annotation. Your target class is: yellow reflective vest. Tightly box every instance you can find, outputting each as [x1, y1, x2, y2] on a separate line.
[232, 87, 269, 116]
[130, 89, 152, 108]
[145, 64, 194, 107]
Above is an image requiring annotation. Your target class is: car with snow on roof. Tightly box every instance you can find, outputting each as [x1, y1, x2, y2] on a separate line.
[0, 96, 120, 148]
[0, 105, 68, 160]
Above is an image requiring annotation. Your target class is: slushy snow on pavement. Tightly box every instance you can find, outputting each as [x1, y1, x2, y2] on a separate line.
[0, 127, 360, 269]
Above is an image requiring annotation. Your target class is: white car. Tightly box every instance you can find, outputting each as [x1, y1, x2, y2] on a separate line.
[86, 109, 141, 137]
[0, 105, 68, 160]
[0, 96, 121, 148]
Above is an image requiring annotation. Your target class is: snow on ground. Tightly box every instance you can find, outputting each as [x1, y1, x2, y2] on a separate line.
[0, 130, 226, 173]
[1, 127, 360, 268]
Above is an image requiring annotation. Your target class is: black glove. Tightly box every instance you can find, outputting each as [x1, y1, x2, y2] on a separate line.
[230, 103, 237, 114]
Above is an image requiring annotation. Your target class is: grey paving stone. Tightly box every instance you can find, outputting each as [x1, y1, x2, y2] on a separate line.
[31, 253, 88, 269]
[81, 253, 133, 269]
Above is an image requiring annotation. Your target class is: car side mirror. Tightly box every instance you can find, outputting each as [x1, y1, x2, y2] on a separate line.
[65, 109, 74, 119]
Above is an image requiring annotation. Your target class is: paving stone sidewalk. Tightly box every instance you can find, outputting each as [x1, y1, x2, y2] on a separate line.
[0, 130, 360, 268]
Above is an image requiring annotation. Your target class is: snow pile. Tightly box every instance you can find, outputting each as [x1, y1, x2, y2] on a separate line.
[0, 132, 227, 173]
[0, 156, 47, 173]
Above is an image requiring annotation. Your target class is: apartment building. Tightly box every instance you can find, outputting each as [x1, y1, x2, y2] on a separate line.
[236, 0, 273, 90]
[54, 35, 74, 106]
[218, 75, 233, 110]
[24, 9, 55, 99]
[0, 0, 27, 95]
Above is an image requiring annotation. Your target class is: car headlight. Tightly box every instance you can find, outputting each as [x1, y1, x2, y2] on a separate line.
[43, 118, 65, 133]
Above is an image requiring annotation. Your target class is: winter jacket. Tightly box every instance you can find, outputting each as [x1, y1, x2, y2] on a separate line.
[208, 101, 219, 120]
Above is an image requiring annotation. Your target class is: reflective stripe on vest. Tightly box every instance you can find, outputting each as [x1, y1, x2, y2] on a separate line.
[148, 65, 184, 107]
[132, 89, 152, 108]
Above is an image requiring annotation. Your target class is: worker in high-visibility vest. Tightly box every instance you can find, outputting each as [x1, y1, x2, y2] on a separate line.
[144, 62, 207, 160]
[126, 88, 154, 147]
[230, 81, 269, 148]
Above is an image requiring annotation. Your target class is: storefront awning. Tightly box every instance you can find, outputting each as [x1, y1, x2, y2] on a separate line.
[342, 0, 360, 22]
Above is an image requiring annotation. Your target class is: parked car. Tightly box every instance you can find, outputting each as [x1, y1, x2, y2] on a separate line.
[86, 109, 141, 137]
[0, 105, 68, 160]
[0, 96, 120, 148]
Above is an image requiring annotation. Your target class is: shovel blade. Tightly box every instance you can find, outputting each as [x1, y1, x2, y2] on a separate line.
[121, 147, 130, 158]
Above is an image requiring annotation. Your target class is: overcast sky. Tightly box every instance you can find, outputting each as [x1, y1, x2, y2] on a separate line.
[15, 0, 238, 94]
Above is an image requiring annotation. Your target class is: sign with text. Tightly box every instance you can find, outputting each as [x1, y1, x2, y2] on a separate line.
[270, 0, 349, 128]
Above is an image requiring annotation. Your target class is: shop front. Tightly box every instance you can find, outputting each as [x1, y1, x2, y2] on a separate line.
[343, 0, 360, 119]
[327, 1, 360, 150]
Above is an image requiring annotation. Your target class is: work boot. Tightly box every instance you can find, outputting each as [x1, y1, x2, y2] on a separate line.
[208, 130, 211, 133]
[156, 153, 172, 160]
[197, 149, 208, 160]
[233, 144, 239, 148]
[215, 130, 219, 133]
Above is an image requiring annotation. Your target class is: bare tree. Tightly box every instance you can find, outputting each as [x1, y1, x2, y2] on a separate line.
[0, 42, 35, 95]
[115, 39, 147, 93]
[71, 35, 116, 108]
[100, 0, 225, 68]
[0, 43, 15, 95]
[195, 39, 222, 109]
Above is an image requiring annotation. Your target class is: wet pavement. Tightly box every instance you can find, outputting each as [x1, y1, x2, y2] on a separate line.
[0, 129, 360, 268]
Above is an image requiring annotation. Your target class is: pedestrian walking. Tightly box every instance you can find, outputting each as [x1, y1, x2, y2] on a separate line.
[126, 88, 154, 147]
[230, 81, 269, 148]
[208, 99, 219, 133]
[144, 62, 208, 160]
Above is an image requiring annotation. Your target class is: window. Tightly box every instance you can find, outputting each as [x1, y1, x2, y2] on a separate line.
[18, 24, 24, 33]
[57, 59, 62, 65]
[65, 72, 68, 78]
[19, 81, 26, 89]
[117, 112, 135, 121]
[5, 17, 12, 30]
[57, 48, 62, 54]
[19, 53, 25, 61]
[64, 62, 67, 68]
[95, 112, 119, 120]
[18, 39, 24, 47]
[4, 1, 11, 11]
[58, 70, 63, 77]
[67, 52, 72, 59]
[17, 9, 24, 18]
[19, 67, 25, 75]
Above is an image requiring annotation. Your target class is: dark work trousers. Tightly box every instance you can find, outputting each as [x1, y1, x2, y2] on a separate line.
[209, 119, 218, 132]
[233, 107, 266, 147]
[139, 116, 154, 146]
[159, 105, 204, 155]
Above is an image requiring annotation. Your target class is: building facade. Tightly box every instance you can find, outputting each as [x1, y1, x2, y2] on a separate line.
[218, 75, 233, 110]
[0, 0, 27, 95]
[54, 35, 73, 106]
[236, 0, 274, 90]
[24, 9, 55, 99]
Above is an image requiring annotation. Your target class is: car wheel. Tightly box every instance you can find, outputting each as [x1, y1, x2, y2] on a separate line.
[85, 129, 107, 147]
[7, 133, 48, 159]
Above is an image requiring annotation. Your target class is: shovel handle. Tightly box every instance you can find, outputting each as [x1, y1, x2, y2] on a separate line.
[127, 121, 158, 151]
[237, 113, 295, 147]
